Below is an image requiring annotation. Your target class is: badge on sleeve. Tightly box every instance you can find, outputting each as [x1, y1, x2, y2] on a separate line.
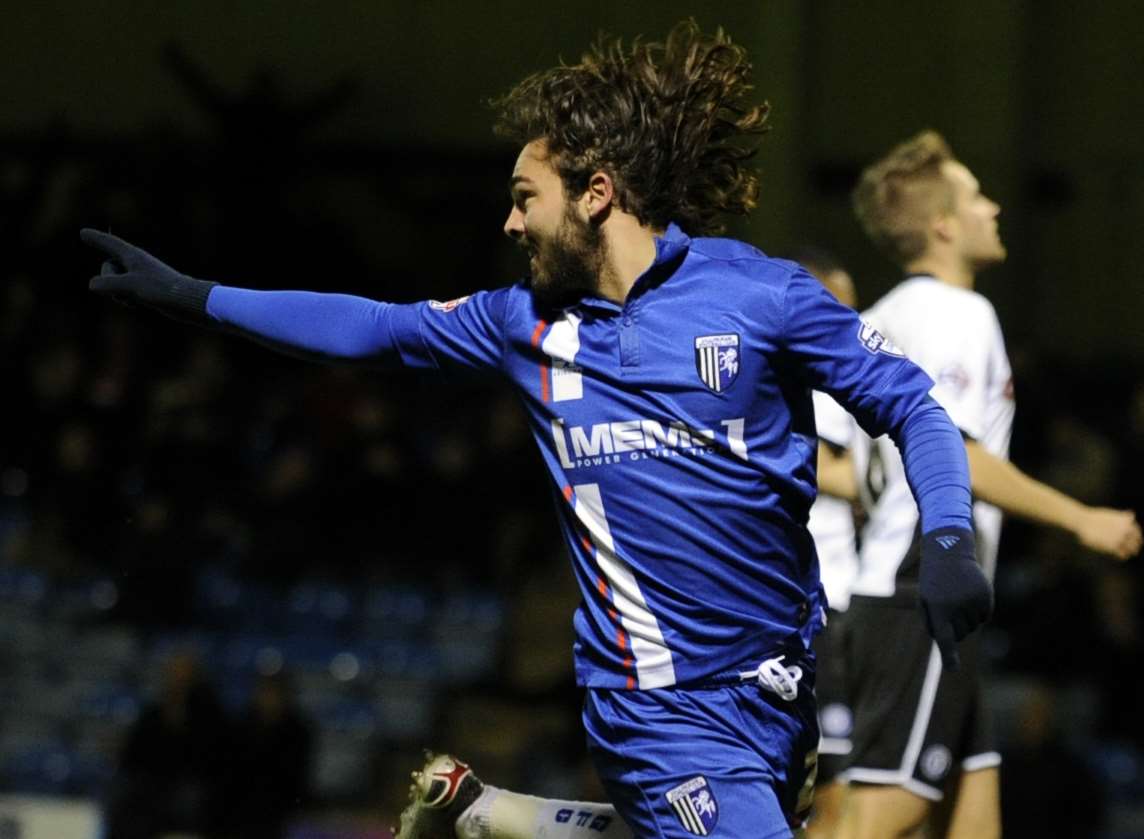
[666, 776, 719, 835]
[429, 295, 472, 313]
[857, 321, 906, 356]
[695, 334, 740, 393]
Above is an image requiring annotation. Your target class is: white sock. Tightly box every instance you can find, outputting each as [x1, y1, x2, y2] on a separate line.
[456, 786, 632, 839]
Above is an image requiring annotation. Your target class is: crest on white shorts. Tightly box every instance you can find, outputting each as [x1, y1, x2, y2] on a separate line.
[666, 775, 719, 835]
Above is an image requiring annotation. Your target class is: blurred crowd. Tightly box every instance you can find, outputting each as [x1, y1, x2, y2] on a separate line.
[106, 651, 311, 839]
[5, 308, 552, 617]
[2, 49, 1143, 837]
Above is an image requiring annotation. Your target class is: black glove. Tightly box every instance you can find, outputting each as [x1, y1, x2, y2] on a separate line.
[82, 228, 217, 324]
[918, 526, 993, 671]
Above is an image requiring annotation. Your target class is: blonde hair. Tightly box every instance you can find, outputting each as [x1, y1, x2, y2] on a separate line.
[852, 130, 956, 266]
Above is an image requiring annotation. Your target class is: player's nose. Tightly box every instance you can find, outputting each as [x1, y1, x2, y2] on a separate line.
[504, 206, 525, 240]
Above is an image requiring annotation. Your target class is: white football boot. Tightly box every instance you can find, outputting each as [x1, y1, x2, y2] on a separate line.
[395, 752, 484, 839]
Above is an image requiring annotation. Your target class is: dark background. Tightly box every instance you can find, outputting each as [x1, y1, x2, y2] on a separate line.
[1, 2, 1143, 837]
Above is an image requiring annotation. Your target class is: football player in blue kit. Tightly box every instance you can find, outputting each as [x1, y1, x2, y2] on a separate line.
[84, 21, 991, 839]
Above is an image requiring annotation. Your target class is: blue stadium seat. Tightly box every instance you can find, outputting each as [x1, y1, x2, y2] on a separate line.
[362, 585, 430, 635]
[0, 746, 78, 795]
[0, 567, 49, 609]
[77, 686, 142, 725]
[286, 581, 358, 631]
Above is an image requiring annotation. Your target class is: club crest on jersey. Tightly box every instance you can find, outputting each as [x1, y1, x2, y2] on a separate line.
[667, 776, 718, 835]
[694, 334, 740, 393]
[857, 321, 905, 357]
[429, 295, 472, 313]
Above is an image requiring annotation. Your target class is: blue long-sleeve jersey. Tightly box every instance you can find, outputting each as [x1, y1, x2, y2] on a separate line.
[207, 224, 966, 689]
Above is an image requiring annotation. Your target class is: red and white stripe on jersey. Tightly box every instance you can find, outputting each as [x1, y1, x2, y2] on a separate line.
[531, 313, 584, 404]
[529, 319, 550, 402]
[567, 482, 676, 688]
[541, 312, 584, 402]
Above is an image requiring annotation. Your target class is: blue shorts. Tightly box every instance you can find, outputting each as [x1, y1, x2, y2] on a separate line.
[583, 654, 819, 838]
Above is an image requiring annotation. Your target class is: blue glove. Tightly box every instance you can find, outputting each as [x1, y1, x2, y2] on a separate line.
[918, 526, 993, 671]
[82, 228, 216, 324]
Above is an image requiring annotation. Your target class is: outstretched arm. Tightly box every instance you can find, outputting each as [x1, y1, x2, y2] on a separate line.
[965, 440, 1142, 559]
[83, 228, 402, 363]
[206, 287, 404, 363]
[82, 228, 508, 371]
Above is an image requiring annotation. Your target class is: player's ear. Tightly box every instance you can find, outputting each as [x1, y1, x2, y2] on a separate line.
[932, 211, 956, 244]
[583, 171, 614, 222]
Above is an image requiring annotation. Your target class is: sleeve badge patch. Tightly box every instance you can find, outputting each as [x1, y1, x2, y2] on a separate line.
[429, 295, 472, 313]
[857, 321, 906, 357]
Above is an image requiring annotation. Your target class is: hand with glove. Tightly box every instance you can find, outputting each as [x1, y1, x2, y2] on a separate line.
[918, 526, 993, 671]
[82, 228, 217, 325]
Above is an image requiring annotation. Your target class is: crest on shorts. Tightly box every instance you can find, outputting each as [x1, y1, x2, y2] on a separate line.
[666, 775, 718, 835]
[695, 334, 740, 393]
[920, 745, 953, 782]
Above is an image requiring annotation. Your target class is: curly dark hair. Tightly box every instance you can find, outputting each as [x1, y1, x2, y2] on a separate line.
[491, 19, 770, 236]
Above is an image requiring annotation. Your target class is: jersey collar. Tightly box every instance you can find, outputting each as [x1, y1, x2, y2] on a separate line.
[653, 221, 692, 267]
[576, 222, 692, 313]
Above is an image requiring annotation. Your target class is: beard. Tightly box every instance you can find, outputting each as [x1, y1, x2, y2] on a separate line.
[524, 204, 605, 314]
